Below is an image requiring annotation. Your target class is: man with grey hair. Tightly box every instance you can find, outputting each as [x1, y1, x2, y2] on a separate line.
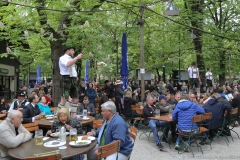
[87, 101, 133, 160]
[143, 96, 170, 151]
[0, 110, 32, 159]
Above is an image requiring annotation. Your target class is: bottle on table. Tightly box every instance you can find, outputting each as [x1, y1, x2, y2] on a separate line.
[59, 126, 66, 143]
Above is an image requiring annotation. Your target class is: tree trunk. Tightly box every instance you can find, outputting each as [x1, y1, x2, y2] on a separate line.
[188, 0, 205, 83]
[50, 39, 64, 106]
[219, 50, 226, 86]
[156, 68, 161, 82]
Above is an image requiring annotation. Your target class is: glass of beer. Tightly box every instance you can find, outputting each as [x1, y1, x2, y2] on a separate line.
[154, 109, 160, 118]
[41, 111, 45, 120]
[83, 109, 87, 118]
[35, 129, 43, 145]
[69, 128, 77, 142]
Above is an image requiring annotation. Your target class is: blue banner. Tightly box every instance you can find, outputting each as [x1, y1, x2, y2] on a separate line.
[36, 65, 41, 84]
[120, 33, 129, 90]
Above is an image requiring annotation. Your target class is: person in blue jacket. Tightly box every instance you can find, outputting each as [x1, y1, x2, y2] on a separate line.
[172, 94, 205, 150]
[85, 82, 97, 105]
[38, 96, 52, 115]
[87, 101, 133, 160]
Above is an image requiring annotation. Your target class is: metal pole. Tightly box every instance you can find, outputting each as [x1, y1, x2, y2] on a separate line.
[229, 53, 231, 82]
[163, 66, 165, 83]
[140, 3, 145, 103]
[178, 31, 180, 82]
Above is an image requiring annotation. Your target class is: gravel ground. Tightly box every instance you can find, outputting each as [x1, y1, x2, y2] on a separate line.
[130, 127, 240, 160]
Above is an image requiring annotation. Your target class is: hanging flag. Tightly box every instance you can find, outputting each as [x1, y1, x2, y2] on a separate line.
[120, 33, 129, 90]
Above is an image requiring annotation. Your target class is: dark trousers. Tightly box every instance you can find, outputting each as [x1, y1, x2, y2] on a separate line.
[115, 97, 122, 113]
[171, 121, 177, 138]
[62, 75, 78, 98]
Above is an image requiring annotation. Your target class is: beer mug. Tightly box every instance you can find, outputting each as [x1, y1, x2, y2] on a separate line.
[154, 109, 160, 118]
[41, 111, 45, 120]
[83, 109, 87, 118]
[35, 129, 43, 145]
[69, 128, 77, 141]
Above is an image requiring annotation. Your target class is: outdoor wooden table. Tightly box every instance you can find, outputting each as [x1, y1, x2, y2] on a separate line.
[8, 136, 97, 159]
[50, 107, 58, 112]
[0, 114, 6, 119]
[35, 116, 95, 129]
[149, 114, 174, 122]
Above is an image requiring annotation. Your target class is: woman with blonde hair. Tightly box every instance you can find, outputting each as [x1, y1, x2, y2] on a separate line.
[47, 108, 82, 134]
[47, 108, 84, 159]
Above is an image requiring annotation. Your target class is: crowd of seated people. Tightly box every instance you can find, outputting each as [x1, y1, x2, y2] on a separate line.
[1, 78, 240, 159]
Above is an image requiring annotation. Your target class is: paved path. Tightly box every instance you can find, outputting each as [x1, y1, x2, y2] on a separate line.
[130, 127, 240, 160]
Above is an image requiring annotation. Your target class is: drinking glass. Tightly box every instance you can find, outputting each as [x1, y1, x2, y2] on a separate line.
[56, 128, 60, 140]
[83, 109, 87, 118]
[154, 109, 160, 118]
[40, 112, 45, 120]
[35, 129, 43, 145]
[69, 128, 77, 141]
[53, 110, 57, 116]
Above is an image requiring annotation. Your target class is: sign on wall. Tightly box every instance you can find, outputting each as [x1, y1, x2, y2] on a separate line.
[0, 64, 14, 76]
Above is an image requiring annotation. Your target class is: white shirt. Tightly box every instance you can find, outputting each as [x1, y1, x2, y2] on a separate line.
[188, 67, 199, 78]
[59, 54, 77, 77]
[8, 100, 29, 112]
[205, 71, 213, 80]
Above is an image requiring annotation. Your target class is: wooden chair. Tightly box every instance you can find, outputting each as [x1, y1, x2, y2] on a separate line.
[130, 132, 136, 142]
[177, 115, 203, 157]
[198, 112, 212, 150]
[129, 126, 138, 135]
[199, 112, 212, 133]
[131, 105, 140, 110]
[226, 108, 240, 140]
[97, 140, 120, 160]
[131, 107, 144, 125]
[212, 110, 230, 146]
[22, 154, 62, 160]
[93, 120, 104, 129]
[23, 122, 39, 132]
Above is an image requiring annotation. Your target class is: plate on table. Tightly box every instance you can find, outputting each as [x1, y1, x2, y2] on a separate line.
[82, 117, 90, 120]
[46, 115, 54, 117]
[44, 140, 66, 147]
[78, 136, 96, 141]
[50, 132, 69, 138]
[69, 140, 91, 148]
[46, 117, 54, 120]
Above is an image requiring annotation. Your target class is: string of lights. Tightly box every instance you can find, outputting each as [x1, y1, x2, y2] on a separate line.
[1, 0, 136, 13]
[145, 7, 240, 42]
[1, 0, 239, 42]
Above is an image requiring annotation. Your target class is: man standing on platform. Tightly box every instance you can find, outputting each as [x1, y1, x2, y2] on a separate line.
[186, 62, 201, 99]
[0, 110, 32, 159]
[205, 68, 213, 93]
[59, 46, 83, 115]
